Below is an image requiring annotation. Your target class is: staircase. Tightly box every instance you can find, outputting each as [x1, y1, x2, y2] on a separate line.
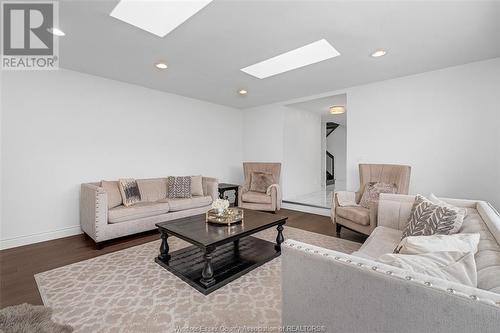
[326, 122, 339, 186]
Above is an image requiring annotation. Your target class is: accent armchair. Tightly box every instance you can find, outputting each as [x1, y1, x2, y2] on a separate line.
[238, 162, 281, 212]
[333, 164, 411, 236]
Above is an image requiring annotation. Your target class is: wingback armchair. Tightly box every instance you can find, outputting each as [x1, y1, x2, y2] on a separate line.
[238, 162, 281, 212]
[333, 164, 411, 236]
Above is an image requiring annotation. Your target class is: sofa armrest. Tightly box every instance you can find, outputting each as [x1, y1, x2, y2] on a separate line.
[369, 200, 379, 227]
[80, 183, 108, 243]
[202, 177, 219, 201]
[238, 185, 247, 207]
[267, 184, 281, 211]
[282, 240, 500, 333]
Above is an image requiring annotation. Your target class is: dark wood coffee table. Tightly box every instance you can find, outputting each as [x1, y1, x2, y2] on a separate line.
[154, 209, 287, 295]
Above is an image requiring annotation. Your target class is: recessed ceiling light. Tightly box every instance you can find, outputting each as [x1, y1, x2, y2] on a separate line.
[241, 39, 340, 79]
[371, 49, 387, 58]
[238, 89, 248, 95]
[47, 27, 65, 36]
[329, 106, 345, 115]
[110, 0, 213, 37]
[155, 62, 168, 70]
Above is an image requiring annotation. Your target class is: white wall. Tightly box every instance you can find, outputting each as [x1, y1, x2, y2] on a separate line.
[242, 105, 322, 199]
[346, 58, 500, 208]
[0, 69, 243, 249]
[326, 124, 347, 191]
[242, 58, 500, 210]
[283, 107, 322, 198]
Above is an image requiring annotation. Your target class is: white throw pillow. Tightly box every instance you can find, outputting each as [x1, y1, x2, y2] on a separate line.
[381, 233, 480, 287]
[191, 175, 204, 196]
[395, 233, 480, 255]
[378, 251, 478, 287]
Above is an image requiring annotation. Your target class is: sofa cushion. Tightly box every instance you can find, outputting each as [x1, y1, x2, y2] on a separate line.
[336, 206, 370, 226]
[242, 191, 272, 204]
[460, 207, 500, 292]
[108, 202, 170, 223]
[160, 195, 212, 212]
[137, 178, 167, 202]
[101, 180, 122, 209]
[352, 226, 402, 260]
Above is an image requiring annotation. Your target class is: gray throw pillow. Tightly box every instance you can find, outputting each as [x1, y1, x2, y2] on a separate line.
[359, 182, 397, 208]
[167, 176, 192, 198]
[118, 179, 141, 207]
[401, 194, 465, 240]
[249, 172, 274, 193]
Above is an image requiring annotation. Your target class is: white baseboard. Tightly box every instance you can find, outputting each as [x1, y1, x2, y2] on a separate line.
[0, 225, 83, 250]
[281, 203, 331, 217]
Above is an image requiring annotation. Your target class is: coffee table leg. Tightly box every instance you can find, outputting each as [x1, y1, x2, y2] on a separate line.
[275, 224, 285, 251]
[200, 246, 216, 287]
[158, 230, 171, 262]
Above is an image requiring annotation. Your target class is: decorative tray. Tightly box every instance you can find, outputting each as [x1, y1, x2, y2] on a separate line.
[206, 208, 244, 225]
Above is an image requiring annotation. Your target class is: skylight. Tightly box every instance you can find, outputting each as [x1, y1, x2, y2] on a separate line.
[110, 0, 213, 37]
[240, 39, 340, 79]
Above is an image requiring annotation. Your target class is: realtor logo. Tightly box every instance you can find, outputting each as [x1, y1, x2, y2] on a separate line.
[1, 1, 59, 70]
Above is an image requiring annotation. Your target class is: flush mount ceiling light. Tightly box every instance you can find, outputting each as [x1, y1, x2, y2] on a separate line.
[110, 0, 213, 37]
[329, 105, 345, 115]
[241, 39, 340, 79]
[371, 49, 387, 58]
[238, 89, 248, 95]
[47, 27, 65, 36]
[155, 62, 168, 70]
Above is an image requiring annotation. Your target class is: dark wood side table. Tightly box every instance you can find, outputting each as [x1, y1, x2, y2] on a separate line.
[218, 183, 239, 207]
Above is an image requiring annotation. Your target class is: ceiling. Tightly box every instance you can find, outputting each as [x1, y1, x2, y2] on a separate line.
[288, 94, 347, 126]
[59, 1, 500, 109]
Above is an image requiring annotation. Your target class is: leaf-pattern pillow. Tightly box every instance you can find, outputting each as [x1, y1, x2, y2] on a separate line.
[401, 195, 464, 240]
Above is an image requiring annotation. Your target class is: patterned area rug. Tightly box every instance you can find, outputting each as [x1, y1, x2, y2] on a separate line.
[35, 227, 361, 332]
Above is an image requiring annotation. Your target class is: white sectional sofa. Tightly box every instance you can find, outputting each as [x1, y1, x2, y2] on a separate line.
[80, 177, 218, 248]
[282, 193, 500, 332]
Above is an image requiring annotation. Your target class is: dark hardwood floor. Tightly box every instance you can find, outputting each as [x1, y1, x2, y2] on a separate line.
[0, 209, 366, 308]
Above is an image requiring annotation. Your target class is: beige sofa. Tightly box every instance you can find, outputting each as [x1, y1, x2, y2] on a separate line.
[283, 194, 500, 332]
[80, 177, 218, 248]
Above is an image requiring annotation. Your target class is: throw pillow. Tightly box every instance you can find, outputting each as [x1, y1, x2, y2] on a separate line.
[167, 176, 192, 198]
[118, 179, 141, 207]
[191, 175, 204, 196]
[394, 233, 480, 255]
[378, 250, 478, 287]
[429, 193, 467, 234]
[101, 180, 123, 209]
[359, 182, 397, 209]
[401, 194, 465, 239]
[249, 172, 275, 193]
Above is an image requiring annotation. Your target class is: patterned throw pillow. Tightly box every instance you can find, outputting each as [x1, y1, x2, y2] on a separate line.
[249, 172, 275, 193]
[167, 176, 192, 198]
[118, 179, 141, 207]
[401, 195, 465, 239]
[359, 182, 397, 208]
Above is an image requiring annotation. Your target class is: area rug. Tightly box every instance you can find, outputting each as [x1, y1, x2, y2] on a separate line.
[35, 227, 361, 333]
